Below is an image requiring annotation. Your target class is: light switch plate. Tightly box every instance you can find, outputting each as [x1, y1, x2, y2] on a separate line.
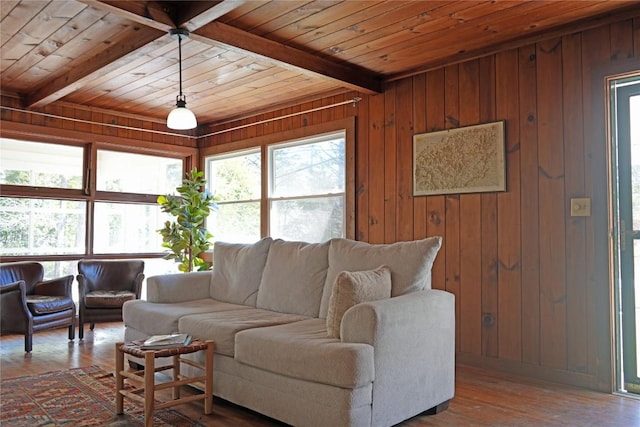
[570, 198, 591, 217]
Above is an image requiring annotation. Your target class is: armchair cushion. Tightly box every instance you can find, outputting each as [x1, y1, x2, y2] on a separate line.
[84, 290, 136, 308]
[26, 295, 75, 315]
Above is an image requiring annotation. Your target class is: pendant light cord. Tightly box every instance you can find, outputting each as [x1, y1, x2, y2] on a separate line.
[178, 34, 184, 99]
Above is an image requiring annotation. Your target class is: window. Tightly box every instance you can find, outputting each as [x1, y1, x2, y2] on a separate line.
[207, 149, 261, 243]
[97, 150, 182, 194]
[0, 138, 83, 189]
[93, 202, 168, 254]
[0, 198, 86, 256]
[269, 133, 345, 241]
[205, 129, 349, 243]
[0, 136, 190, 280]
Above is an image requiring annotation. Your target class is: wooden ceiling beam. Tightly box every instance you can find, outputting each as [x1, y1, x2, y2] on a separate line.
[27, 0, 381, 109]
[26, 1, 241, 108]
[176, 1, 248, 33]
[92, 0, 382, 94]
[193, 21, 383, 95]
[79, 0, 177, 32]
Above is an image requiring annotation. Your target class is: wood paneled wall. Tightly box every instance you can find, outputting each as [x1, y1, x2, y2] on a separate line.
[2, 16, 638, 393]
[201, 18, 640, 391]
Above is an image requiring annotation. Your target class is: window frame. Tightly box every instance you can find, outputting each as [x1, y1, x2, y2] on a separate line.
[0, 122, 197, 263]
[201, 118, 356, 241]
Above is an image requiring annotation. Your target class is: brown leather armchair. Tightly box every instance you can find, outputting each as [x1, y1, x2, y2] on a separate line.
[76, 259, 144, 339]
[0, 262, 76, 352]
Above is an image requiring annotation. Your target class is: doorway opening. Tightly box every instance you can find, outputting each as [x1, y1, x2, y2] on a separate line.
[610, 73, 640, 396]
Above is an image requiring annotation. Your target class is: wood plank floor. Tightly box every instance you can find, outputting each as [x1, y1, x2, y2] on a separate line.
[2, 322, 640, 426]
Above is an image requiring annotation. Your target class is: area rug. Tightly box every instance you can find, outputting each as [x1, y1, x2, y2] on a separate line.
[0, 365, 204, 426]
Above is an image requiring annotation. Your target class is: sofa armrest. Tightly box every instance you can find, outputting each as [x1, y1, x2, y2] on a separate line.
[34, 275, 74, 297]
[146, 271, 211, 303]
[340, 289, 455, 426]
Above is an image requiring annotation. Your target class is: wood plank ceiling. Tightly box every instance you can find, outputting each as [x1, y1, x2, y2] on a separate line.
[1, 1, 637, 127]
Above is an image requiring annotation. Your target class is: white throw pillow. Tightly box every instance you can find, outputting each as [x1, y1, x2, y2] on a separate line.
[326, 265, 392, 339]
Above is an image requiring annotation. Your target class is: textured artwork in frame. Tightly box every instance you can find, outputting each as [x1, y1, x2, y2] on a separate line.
[413, 121, 506, 196]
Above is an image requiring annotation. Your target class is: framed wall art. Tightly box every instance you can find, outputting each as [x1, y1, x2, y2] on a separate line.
[413, 121, 506, 196]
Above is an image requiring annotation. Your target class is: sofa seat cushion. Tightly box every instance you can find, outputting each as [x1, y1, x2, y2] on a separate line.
[26, 295, 74, 315]
[84, 290, 136, 308]
[123, 298, 249, 335]
[235, 318, 374, 389]
[178, 308, 309, 357]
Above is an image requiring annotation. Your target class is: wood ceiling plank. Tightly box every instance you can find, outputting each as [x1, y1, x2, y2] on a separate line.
[23, 12, 146, 83]
[241, 0, 348, 38]
[258, 0, 384, 43]
[323, 1, 499, 71]
[194, 74, 339, 119]
[349, 1, 532, 73]
[113, 52, 274, 114]
[87, 40, 224, 107]
[297, 1, 463, 57]
[70, 42, 183, 105]
[193, 20, 382, 94]
[286, 0, 401, 46]
[186, 58, 272, 93]
[2, 6, 109, 86]
[367, 0, 633, 75]
[79, 0, 382, 95]
[0, 1, 21, 22]
[235, 0, 341, 36]
[388, 1, 639, 81]
[26, 25, 163, 107]
[0, 0, 48, 46]
[219, 0, 310, 31]
[1, 1, 86, 71]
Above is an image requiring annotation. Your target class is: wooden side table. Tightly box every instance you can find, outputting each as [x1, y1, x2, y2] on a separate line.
[115, 339, 214, 427]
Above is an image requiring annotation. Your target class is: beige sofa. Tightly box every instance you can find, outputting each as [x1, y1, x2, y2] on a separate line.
[123, 237, 454, 427]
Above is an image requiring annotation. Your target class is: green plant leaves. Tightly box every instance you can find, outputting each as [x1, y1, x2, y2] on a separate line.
[157, 168, 217, 272]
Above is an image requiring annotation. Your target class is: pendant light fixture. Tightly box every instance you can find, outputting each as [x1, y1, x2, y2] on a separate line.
[167, 28, 197, 130]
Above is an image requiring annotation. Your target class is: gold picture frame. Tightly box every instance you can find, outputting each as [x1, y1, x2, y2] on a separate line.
[413, 121, 506, 196]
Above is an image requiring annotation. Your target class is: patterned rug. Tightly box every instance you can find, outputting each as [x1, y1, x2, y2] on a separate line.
[0, 365, 204, 426]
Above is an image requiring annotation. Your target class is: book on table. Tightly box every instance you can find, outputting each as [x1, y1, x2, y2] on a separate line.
[140, 333, 192, 349]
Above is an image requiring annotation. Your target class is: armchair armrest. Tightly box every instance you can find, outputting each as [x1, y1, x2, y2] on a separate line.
[0, 280, 33, 332]
[35, 275, 74, 298]
[146, 271, 211, 303]
[133, 273, 145, 299]
[340, 289, 455, 426]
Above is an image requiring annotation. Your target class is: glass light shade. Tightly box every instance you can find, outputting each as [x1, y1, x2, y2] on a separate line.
[167, 104, 197, 130]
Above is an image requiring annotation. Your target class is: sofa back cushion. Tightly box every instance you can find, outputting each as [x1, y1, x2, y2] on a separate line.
[209, 237, 272, 306]
[319, 236, 442, 318]
[256, 239, 329, 317]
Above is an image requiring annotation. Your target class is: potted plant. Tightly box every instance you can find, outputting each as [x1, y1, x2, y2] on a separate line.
[157, 168, 216, 272]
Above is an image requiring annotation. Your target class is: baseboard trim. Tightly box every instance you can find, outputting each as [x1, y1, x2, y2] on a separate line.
[456, 352, 608, 392]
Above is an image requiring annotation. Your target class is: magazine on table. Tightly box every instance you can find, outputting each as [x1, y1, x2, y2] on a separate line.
[140, 333, 192, 349]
